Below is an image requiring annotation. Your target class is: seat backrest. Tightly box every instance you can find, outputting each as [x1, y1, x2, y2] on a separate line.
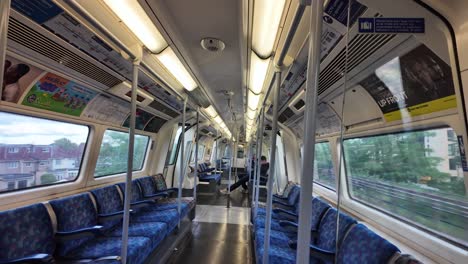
[0, 203, 55, 260]
[152, 174, 168, 191]
[90, 185, 123, 230]
[49, 193, 98, 256]
[117, 180, 144, 203]
[311, 197, 331, 230]
[281, 182, 295, 197]
[337, 224, 400, 264]
[287, 185, 301, 206]
[316, 208, 357, 252]
[136, 176, 158, 197]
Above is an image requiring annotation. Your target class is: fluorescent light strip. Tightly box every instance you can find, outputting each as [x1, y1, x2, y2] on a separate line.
[252, 0, 286, 58]
[248, 90, 260, 110]
[103, 0, 167, 53]
[249, 52, 270, 94]
[205, 105, 218, 118]
[156, 47, 198, 91]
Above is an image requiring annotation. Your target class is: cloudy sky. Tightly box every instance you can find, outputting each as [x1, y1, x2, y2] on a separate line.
[0, 112, 89, 145]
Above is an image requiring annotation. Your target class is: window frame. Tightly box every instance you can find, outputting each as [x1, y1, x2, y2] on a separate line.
[341, 126, 467, 248]
[0, 110, 91, 195]
[93, 129, 151, 178]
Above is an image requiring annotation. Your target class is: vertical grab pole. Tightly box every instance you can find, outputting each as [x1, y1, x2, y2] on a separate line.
[227, 135, 233, 208]
[0, 0, 10, 95]
[254, 108, 265, 216]
[178, 96, 187, 228]
[262, 71, 281, 264]
[214, 129, 219, 172]
[121, 59, 140, 263]
[296, 0, 323, 263]
[194, 107, 200, 201]
[252, 113, 261, 209]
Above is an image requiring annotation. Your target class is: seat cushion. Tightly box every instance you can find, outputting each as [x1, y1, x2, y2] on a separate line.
[136, 177, 159, 197]
[255, 228, 297, 249]
[256, 245, 297, 264]
[254, 216, 296, 233]
[67, 236, 152, 264]
[131, 208, 179, 232]
[0, 203, 55, 260]
[199, 173, 221, 182]
[106, 222, 168, 249]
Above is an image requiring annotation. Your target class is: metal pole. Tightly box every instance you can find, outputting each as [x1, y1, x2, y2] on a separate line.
[178, 97, 187, 227]
[121, 59, 140, 263]
[262, 71, 281, 264]
[254, 108, 265, 216]
[252, 115, 261, 209]
[194, 108, 199, 201]
[227, 135, 233, 208]
[296, 0, 324, 263]
[0, 0, 10, 97]
[215, 129, 219, 172]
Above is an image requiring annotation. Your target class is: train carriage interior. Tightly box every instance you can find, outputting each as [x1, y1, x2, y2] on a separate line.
[0, 0, 467, 263]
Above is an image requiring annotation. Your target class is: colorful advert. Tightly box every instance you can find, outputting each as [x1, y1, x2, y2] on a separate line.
[359, 44, 456, 122]
[22, 73, 98, 116]
[2, 56, 44, 103]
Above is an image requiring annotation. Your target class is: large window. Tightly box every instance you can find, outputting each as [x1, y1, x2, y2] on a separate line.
[94, 130, 149, 177]
[314, 142, 336, 190]
[0, 112, 89, 193]
[343, 128, 467, 246]
[191, 144, 205, 163]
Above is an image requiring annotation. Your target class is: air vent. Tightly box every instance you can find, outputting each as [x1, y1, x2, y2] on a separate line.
[7, 17, 122, 88]
[148, 100, 179, 118]
[201, 128, 210, 134]
[318, 33, 396, 96]
[189, 87, 211, 108]
[278, 107, 295, 123]
[293, 99, 305, 110]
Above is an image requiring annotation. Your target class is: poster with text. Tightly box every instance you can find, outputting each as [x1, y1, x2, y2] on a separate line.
[359, 44, 456, 122]
[81, 94, 131, 125]
[22, 73, 98, 116]
[2, 56, 44, 103]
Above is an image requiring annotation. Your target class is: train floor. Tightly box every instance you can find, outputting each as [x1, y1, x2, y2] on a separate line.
[173, 173, 254, 264]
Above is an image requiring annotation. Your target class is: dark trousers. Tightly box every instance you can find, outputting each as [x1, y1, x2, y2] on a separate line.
[229, 175, 249, 191]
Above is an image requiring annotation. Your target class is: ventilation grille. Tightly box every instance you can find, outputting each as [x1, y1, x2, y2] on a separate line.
[189, 87, 211, 108]
[279, 107, 295, 123]
[201, 128, 210, 134]
[293, 99, 305, 110]
[7, 17, 122, 88]
[148, 100, 179, 118]
[318, 33, 396, 96]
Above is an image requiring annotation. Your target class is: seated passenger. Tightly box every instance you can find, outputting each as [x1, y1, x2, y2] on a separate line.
[220, 156, 269, 194]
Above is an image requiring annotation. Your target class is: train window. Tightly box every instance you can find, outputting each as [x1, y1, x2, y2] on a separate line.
[94, 130, 149, 177]
[168, 126, 183, 165]
[191, 144, 205, 162]
[343, 128, 467, 245]
[0, 112, 89, 193]
[314, 142, 336, 190]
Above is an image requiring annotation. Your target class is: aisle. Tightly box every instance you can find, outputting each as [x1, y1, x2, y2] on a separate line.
[173, 189, 253, 264]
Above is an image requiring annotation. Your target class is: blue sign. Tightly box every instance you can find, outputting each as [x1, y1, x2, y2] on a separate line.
[325, 0, 367, 26]
[358, 18, 425, 34]
[12, 0, 63, 24]
[457, 136, 468, 172]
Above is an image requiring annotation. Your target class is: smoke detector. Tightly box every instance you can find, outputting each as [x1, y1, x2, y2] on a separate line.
[201, 38, 225, 52]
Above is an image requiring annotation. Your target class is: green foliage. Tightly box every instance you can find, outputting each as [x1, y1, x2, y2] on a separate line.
[41, 173, 56, 184]
[54, 138, 79, 151]
[94, 130, 149, 176]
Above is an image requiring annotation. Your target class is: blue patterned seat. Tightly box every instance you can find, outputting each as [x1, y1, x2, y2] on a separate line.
[49, 193, 152, 264]
[336, 224, 400, 264]
[117, 181, 180, 233]
[90, 185, 169, 248]
[198, 163, 222, 183]
[0, 203, 55, 262]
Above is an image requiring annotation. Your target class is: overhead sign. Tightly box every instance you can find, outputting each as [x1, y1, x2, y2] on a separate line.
[358, 17, 425, 34]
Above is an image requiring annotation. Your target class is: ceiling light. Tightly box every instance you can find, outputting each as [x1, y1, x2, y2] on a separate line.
[156, 47, 197, 91]
[252, 0, 286, 58]
[205, 105, 218, 118]
[249, 52, 270, 94]
[214, 116, 222, 124]
[247, 108, 256, 120]
[103, 0, 167, 53]
[248, 90, 260, 110]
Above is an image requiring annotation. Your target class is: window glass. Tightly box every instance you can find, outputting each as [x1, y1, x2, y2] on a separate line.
[94, 130, 149, 177]
[314, 142, 336, 190]
[191, 144, 205, 162]
[0, 112, 89, 193]
[343, 128, 467, 245]
[168, 126, 183, 165]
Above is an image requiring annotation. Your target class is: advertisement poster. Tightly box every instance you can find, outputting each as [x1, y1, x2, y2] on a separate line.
[359, 44, 456, 122]
[123, 109, 154, 130]
[22, 73, 98, 116]
[2, 56, 44, 103]
[81, 94, 131, 125]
